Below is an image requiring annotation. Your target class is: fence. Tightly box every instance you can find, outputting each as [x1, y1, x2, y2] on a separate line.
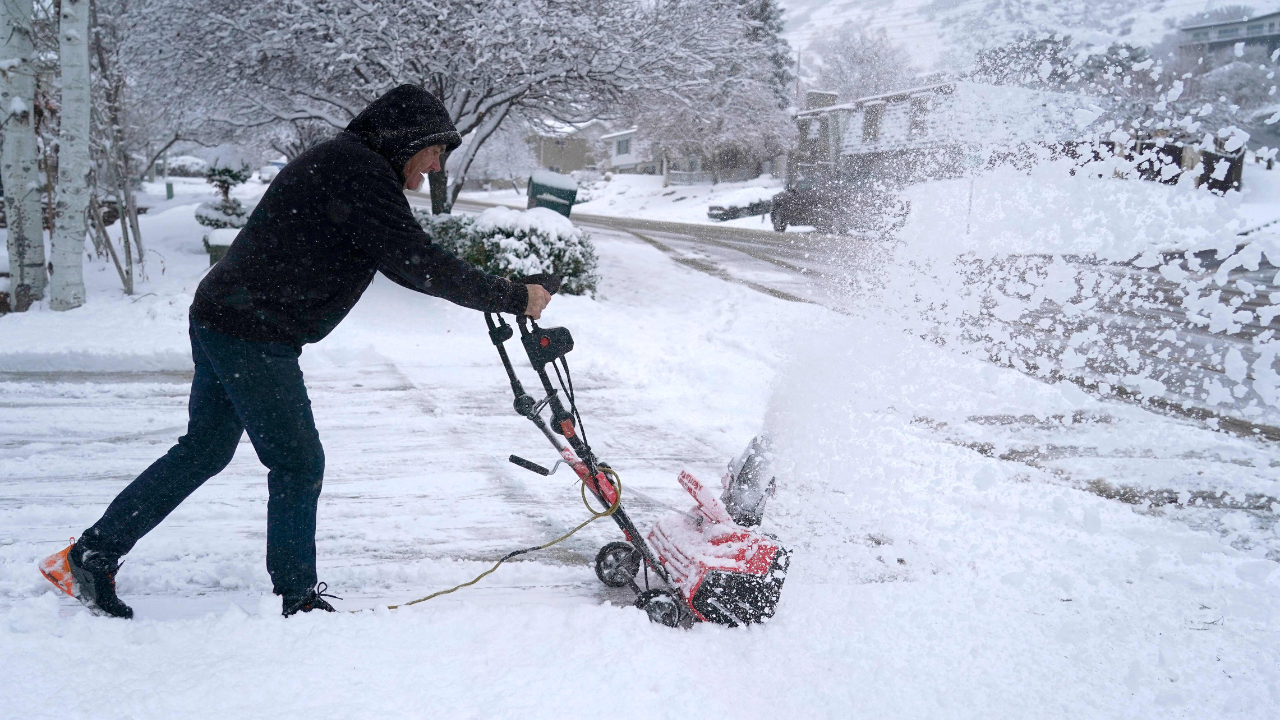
[667, 167, 760, 185]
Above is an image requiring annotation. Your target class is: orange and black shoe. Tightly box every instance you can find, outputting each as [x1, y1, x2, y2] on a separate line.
[38, 540, 133, 619]
[282, 582, 340, 617]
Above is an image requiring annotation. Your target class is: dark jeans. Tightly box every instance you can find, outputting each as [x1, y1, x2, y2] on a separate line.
[82, 319, 325, 597]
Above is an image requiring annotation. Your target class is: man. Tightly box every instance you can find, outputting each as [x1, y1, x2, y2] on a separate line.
[38, 85, 552, 618]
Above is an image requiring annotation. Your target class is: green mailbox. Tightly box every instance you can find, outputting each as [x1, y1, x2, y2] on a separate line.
[526, 170, 577, 218]
[202, 228, 239, 266]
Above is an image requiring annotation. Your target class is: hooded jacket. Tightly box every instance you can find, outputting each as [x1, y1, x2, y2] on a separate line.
[190, 85, 528, 347]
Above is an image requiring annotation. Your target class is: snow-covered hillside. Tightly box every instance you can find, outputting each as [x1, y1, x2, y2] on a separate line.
[781, 0, 1280, 69]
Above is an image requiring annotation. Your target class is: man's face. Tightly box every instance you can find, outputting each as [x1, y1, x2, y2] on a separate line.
[403, 145, 445, 191]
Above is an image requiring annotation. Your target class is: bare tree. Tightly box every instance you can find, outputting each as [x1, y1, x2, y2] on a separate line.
[454, 115, 538, 191]
[807, 25, 915, 103]
[268, 120, 333, 163]
[625, 0, 796, 180]
[126, 0, 757, 212]
[1, 0, 46, 309]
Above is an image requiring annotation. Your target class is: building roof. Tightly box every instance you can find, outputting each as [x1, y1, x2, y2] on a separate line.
[834, 81, 1103, 157]
[534, 118, 610, 138]
[795, 82, 959, 118]
[1180, 10, 1280, 32]
[599, 127, 638, 141]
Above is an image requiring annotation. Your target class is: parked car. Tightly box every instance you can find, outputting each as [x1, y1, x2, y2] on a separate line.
[770, 173, 909, 236]
[258, 159, 286, 183]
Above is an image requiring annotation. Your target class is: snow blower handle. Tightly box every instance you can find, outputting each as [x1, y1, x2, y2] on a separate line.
[522, 273, 561, 296]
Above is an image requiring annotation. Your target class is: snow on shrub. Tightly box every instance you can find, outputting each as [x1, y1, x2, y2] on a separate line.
[415, 206, 599, 295]
[165, 155, 208, 177]
[195, 163, 253, 230]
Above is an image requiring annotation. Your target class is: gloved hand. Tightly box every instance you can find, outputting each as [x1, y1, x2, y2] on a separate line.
[521, 273, 559, 320]
[522, 273, 561, 295]
[525, 284, 551, 319]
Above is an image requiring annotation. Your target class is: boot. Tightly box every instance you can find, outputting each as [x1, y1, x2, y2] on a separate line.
[282, 582, 340, 617]
[39, 540, 133, 619]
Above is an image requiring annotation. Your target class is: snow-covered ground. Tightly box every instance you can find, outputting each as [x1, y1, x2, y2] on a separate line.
[2, 174, 1280, 717]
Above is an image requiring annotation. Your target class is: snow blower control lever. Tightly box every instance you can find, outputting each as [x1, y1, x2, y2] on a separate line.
[482, 274, 790, 628]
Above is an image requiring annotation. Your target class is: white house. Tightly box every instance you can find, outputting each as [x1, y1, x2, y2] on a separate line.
[790, 81, 1102, 188]
[529, 119, 612, 173]
[1180, 11, 1280, 54]
[600, 127, 644, 172]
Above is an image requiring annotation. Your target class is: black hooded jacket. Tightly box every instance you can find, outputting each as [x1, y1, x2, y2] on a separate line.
[190, 85, 528, 347]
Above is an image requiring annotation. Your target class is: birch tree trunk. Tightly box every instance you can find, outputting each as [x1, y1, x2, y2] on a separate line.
[49, 0, 89, 310]
[1, 0, 46, 308]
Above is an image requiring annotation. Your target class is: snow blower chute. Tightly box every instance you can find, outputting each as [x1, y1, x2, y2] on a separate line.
[488, 276, 790, 627]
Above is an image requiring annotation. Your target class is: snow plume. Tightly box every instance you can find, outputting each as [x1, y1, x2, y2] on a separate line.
[756, 217, 1280, 720]
[821, 162, 1280, 428]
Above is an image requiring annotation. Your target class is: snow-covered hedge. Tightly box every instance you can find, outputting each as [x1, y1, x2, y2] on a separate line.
[165, 155, 208, 177]
[415, 206, 599, 295]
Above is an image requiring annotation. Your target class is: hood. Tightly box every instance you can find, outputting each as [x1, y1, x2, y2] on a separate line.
[346, 85, 462, 179]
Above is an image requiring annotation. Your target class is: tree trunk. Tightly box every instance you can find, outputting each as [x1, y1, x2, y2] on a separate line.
[445, 105, 511, 211]
[89, 194, 127, 291]
[115, 191, 133, 295]
[428, 149, 450, 214]
[1, 0, 46, 308]
[49, 0, 90, 311]
[123, 178, 143, 260]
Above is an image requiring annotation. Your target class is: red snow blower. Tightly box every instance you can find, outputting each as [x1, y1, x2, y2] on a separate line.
[488, 276, 790, 627]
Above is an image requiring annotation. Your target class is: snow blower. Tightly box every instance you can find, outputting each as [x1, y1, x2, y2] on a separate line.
[487, 275, 790, 627]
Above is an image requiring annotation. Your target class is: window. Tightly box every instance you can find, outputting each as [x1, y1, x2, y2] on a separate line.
[1218, 27, 1239, 38]
[1192, 31, 1209, 40]
[1248, 23, 1263, 35]
[909, 95, 930, 136]
[615, 138, 630, 156]
[862, 102, 884, 142]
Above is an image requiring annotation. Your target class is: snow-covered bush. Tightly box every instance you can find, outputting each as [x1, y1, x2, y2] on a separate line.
[195, 163, 252, 229]
[415, 207, 599, 295]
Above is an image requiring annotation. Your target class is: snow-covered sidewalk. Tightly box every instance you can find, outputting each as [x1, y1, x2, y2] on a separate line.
[1, 197, 1279, 717]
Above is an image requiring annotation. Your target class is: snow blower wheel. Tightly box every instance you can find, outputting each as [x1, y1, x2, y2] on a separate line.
[595, 541, 640, 588]
[636, 589, 683, 628]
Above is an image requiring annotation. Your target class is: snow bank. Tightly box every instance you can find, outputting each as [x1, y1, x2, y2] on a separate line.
[761, 312, 1280, 716]
[898, 163, 1243, 262]
[0, 294, 195, 372]
[854, 162, 1280, 424]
